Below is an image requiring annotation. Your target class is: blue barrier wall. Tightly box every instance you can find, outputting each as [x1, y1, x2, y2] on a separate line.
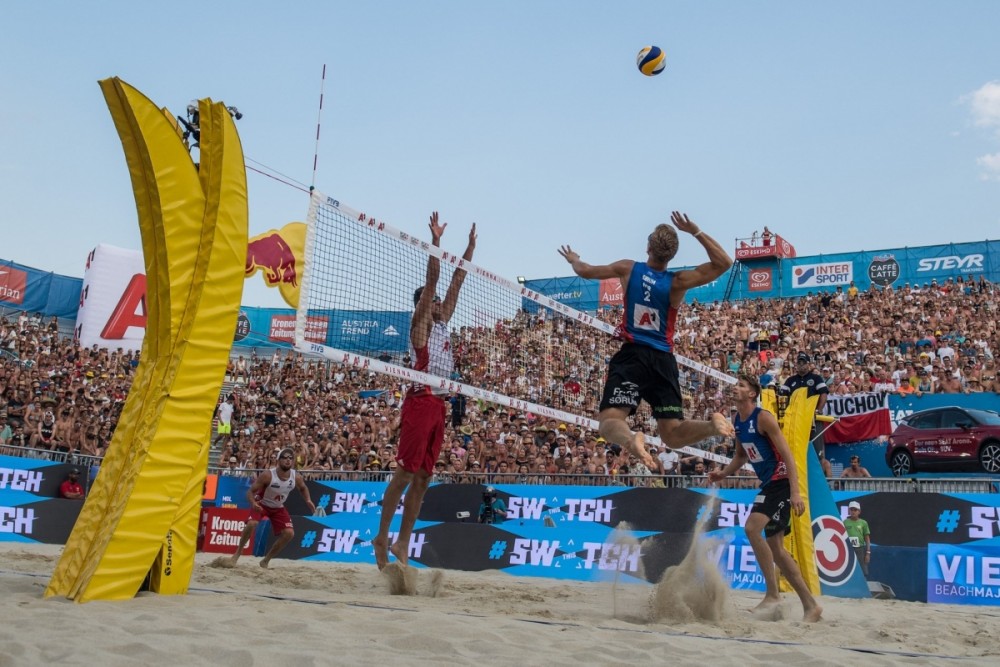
[3, 454, 998, 605]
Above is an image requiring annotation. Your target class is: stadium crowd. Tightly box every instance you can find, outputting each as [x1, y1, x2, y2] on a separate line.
[1, 273, 997, 485]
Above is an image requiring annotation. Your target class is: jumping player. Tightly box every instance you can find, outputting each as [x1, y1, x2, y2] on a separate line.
[559, 212, 734, 467]
[708, 374, 823, 622]
[374, 212, 476, 570]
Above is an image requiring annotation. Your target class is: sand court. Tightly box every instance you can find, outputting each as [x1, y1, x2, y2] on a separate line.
[2, 543, 998, 666]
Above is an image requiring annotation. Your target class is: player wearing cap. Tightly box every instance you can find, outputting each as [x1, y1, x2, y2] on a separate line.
[780, 352, 830, 476]
[227, 447, 315, 569]
[843, 501, 871, 577]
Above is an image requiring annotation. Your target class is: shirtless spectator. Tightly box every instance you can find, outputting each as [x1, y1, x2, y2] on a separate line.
[840, 455, 872, 479]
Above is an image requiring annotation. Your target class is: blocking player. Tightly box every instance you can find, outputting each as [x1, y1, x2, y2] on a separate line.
[374, 212, 476, 569]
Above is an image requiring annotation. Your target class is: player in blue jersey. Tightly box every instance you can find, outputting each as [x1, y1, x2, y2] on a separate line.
[558, 212, 734, 467]
[708, 373, 823, 622]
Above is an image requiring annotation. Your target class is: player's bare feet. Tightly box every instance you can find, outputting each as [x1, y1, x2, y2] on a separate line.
[259, 558, 271, 569]
[753, 597, 779, 611]
[710, 412, 735, 438]
[389, 540, 408, 567]
[750, 597, 783, 621]
[374, 535, 389, 570]
[627, 431, 655, 468]
[803, 603, 823, 623]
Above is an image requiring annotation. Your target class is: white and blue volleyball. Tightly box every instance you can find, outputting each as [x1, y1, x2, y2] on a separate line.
[636, 46, 666, 76]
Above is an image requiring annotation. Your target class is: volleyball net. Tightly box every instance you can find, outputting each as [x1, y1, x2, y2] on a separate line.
[296, 189, 737, 463]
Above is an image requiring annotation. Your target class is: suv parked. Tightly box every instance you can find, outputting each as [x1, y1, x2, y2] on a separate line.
[886, 407, 1000, 476]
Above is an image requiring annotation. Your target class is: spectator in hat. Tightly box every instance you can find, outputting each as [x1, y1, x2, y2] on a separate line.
[843, 501, 871, 577]
[780, 352, 830, 477]
[222, 456, 239, 476]
[60, 468, 85, 500]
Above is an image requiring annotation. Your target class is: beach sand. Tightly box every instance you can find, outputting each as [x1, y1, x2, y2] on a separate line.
[1, 543, 997, 666]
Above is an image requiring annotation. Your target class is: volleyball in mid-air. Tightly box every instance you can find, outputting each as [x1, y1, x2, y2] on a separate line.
[636, 46, 666, 76]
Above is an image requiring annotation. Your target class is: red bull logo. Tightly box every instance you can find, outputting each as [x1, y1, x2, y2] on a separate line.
[246, 233, 297, 287]
[244, 222, 307, 309]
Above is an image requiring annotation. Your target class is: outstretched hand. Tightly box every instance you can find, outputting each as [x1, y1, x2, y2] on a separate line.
[670, 211, 700, 235]
[467, 222, 477, 249]
[558, 245, 580, 264]
[429, 211, 447, 241]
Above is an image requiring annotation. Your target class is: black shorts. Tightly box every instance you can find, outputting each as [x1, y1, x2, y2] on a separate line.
[599, 343, 683, 419]
[752, 478, 792, 538]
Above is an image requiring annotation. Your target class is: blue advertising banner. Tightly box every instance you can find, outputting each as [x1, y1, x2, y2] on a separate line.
[520, 240, 1000, 310]
[0, 259, 82, 319]
[324, 309, 411, 353]
[906, 242, 991, 285]
[927, 543, 1000, 605]
[0, 456, 86, 544]
[213, 475, 253, 508]
[281, 479, 869, 595]
[234, 306, 411, 353]
[520, 276, 596, 313]
[804, 447, 871, 598]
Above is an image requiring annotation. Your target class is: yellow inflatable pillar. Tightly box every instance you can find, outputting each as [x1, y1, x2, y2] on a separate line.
[46, 79, 247, 601]
[760, 388, 821, 595]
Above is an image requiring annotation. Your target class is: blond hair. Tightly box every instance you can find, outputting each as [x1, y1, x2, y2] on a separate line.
[737, 372, 761, 398]
[647, 224, 678, 263]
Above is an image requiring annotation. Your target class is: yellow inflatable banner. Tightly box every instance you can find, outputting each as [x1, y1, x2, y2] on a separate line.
[46, 79, 247, 601]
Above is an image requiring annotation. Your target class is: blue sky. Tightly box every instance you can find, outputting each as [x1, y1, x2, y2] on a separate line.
[3, 2, 999, 308]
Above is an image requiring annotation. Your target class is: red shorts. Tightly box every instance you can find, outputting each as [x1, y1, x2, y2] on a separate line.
[397, 391, 447, 474]
[249, 504, 293, 535]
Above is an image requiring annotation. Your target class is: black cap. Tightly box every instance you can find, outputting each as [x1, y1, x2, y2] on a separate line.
[797, 353, 811, 364]
[70, 468, 80, 474]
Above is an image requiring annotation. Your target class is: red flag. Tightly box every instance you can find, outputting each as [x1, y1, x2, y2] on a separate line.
[821, 392, 892, 444]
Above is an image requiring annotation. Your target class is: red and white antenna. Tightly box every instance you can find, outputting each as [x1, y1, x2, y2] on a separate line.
[310, 64, 327, 193]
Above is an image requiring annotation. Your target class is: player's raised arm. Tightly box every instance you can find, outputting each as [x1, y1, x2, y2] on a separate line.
[670, 211, 733, 293]
[441, 222, 476, 323]
[412, 211, 446, 348]
[558, 245, 633, 281]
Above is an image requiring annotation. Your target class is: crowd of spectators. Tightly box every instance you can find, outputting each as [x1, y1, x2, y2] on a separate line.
[1, 273, 996, 485]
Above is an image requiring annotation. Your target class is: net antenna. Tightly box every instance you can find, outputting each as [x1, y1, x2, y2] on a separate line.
[310, 64, 327, 192]
[296, 189, 737, 464]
